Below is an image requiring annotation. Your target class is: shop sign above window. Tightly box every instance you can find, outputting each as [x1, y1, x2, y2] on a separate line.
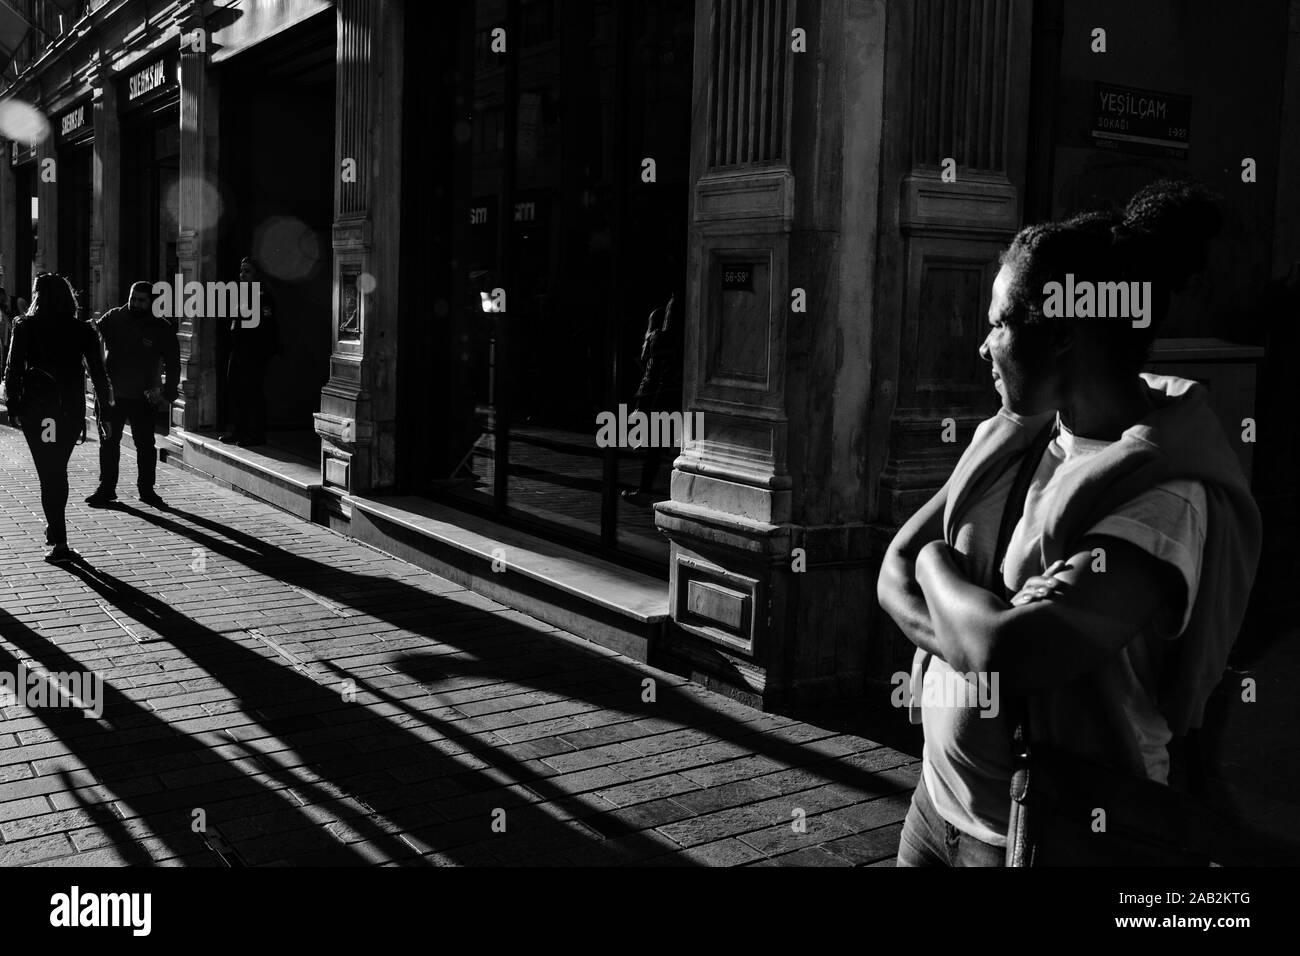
[58, 102, 91, 143]
[126, 57, 174, 104]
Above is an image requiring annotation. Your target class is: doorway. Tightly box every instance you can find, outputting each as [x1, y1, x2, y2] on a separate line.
[216, 13, 335, 461]
[402, 0, 694, 571]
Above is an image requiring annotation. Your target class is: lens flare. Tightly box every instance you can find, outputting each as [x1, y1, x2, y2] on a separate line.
[164, 176, 224, 232]
[254, 215, 323, 282]
[0, 99, 51, 146]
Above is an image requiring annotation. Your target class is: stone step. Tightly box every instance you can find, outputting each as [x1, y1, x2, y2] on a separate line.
[347, 495, 668, 662]
[161, 435, 668, 662]
[167, 431, 320, 520]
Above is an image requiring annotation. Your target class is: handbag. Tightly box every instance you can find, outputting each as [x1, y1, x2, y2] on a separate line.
[994, 419, 1259, 866]
[18, 363, 64, 424]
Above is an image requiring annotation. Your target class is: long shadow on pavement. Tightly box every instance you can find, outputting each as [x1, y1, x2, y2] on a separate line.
[111, 501, 918, 863]
[55, 538, 698, 866]
[0, 599, 370, 867]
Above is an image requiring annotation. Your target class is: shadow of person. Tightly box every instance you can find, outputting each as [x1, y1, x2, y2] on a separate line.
[117, 503, 923, 814]
[0, 594, 368, 867]
[55, 534, 692, 865]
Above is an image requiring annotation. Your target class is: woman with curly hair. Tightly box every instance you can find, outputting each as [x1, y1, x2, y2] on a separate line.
[878, 180, 1261, 866]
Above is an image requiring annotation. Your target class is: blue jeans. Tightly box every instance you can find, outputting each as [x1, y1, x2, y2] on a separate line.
[896, 771, 1005, 867]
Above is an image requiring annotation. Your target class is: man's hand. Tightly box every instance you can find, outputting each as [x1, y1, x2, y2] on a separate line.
[1008, 559, 1071, 606]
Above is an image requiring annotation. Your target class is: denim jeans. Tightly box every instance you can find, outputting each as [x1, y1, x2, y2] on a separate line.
[896, 770, 1005, 867]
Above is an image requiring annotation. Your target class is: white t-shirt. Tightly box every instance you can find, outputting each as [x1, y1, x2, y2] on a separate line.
[921, 415, 1207, 846]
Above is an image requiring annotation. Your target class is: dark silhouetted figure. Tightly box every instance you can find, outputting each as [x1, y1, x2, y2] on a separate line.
[87, 281, 180, 509]
[623, 290, 684, 506]
[2, 273, 114, 562]
[221, 256, 279, 447]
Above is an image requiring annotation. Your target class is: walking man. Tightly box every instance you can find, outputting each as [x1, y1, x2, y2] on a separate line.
[86, 281, 180, 509]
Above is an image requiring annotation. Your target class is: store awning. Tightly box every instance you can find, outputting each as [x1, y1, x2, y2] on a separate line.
[0, 0, 84, 81]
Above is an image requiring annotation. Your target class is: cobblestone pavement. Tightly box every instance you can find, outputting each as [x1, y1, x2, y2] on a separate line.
[0, 425, 915, 867]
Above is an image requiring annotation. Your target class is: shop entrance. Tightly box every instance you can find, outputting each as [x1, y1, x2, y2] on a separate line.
[56, 142, 92, 308]
[401, 0, 693, 570]
[10, 160, 37, 308]
[120, 102, 179, 435]
[216, 13, 335, 461]
[120, 104, 179, 303]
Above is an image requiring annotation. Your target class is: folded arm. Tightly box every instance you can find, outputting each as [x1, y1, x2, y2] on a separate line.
[876, 478, 951, 660]
[914, 534, 1184, 694]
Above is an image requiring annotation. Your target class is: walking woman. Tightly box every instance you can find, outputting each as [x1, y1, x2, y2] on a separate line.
[2, 273, 114, 562]
[877, 180, 1261, 866]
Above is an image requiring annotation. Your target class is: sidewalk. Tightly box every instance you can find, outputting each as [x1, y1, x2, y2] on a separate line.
[0, 425, 915, 867]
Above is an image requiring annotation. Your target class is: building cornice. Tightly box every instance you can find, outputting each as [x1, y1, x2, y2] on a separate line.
[2, 0, 193, 106]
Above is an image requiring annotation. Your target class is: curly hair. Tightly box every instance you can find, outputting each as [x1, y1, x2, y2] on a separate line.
[999, 179, 1222, 371]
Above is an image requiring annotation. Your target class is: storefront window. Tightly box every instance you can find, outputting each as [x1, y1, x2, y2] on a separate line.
[413, 0, 693, 569]
[120, 103, 180, 296]
[11, 162, 38, 304]
[56, 140, 93, 306]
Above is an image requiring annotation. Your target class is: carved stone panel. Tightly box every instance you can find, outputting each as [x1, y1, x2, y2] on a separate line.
[912, 251, 998, 397]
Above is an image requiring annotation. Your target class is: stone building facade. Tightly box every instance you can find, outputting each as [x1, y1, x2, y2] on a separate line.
[2, 0, 1295, 715]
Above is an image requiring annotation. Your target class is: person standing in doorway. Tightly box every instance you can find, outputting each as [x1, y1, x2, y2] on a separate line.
[86, 281, 180, 509]
[2, 273, 115, 562]
[220, 256, 280, 447]
[622, 289, 685, 506]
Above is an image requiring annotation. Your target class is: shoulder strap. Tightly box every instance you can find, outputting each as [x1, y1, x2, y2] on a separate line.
[997, 416, 1059, 803]
[990, 416, 1059, 598]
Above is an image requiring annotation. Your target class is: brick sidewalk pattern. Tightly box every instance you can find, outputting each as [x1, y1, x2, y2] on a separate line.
[0, 425, 916, 866]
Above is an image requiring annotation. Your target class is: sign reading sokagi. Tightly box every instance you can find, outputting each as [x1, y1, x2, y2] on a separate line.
[127, 58, 170, 101]
[1091, 82, 1191, 158]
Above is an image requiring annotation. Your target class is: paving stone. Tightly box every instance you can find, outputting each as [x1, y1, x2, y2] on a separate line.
[678, 838, 766, 866]
[768, 845, 854, 867]
[819, 823, 906, 865]
[0, 424, 910, 868]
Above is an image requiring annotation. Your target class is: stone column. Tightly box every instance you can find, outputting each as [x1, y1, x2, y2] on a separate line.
[316, 0, 404, 494]
[655, 0, 889, 707]
[88, 53, 120, 317]
[864, 0, 1035, 686]
[174, 1, 221, 431]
